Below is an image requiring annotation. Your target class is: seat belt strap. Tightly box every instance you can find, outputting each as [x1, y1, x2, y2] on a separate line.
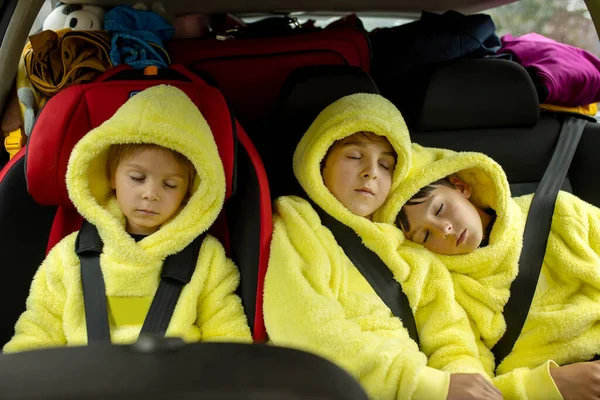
[492, 116, 586, 364]
[140, 233, 205, 335]
[313, 203, 419, 344]
[76, 221, 111, 343]
[76, 221, 206, 343]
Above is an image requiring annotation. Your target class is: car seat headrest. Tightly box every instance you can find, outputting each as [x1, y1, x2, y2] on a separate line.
[386, 59, 540, 132]
[277, 65, 380, 132]
[266, 65, 379, 198]
[26, 68, 236, 208]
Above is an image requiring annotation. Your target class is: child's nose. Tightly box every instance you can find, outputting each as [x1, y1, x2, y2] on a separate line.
[361, 160, 379, 180]
[434, 220, 453, 238]
[142, 183, 160, 201]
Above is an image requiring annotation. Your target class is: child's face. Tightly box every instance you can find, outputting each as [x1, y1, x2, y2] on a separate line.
[111, 147, 191, 235]
[401, 178, 485, 255]
[322, 132, 396, 219]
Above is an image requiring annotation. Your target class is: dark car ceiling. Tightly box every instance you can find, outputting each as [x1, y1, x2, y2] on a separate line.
[66, 0, 518, 15]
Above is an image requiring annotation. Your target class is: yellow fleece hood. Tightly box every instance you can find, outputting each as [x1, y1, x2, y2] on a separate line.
[376, 145, 522, 347]
[66, 85, 226, 259]
[377, 144, 512, 227]
[293, 93, 411, 231]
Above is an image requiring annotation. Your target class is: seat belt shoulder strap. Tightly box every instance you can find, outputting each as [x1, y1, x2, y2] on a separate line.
[492, 116, 586, 364]
[312, 203, 419, 344]
[77, 221, 207, 343]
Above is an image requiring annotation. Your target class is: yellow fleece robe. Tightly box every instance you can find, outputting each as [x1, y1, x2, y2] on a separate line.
[376, 144, 600, 399]
[4, 85, 251, 352]
[264, 94, 490, 400]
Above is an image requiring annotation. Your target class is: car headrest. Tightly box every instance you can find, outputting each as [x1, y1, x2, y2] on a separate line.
[387, 59, 540, 131]
[26, 65, 236, 208]
[266, 65, 379, 198]
[276, 65, 380, 132]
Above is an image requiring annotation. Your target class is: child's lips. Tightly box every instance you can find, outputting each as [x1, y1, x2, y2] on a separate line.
[456, 229, 467, 246]
[355, 187, 375, 196]
[137, 209, 158, 215]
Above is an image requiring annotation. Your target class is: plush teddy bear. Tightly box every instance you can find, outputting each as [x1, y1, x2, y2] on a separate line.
[43, 3, 105, 31]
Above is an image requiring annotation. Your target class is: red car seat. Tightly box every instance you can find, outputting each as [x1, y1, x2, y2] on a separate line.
[0, 64, 271, 345]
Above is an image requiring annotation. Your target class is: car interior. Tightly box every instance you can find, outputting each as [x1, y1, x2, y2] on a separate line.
[0, 0, 599, 398]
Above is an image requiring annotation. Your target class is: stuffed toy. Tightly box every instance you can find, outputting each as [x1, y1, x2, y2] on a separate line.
[43, 3, 105, 31]
[17, 88, 36, 137]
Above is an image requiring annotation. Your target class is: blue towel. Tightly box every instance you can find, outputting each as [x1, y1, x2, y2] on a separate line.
[104, 6, 174, 69]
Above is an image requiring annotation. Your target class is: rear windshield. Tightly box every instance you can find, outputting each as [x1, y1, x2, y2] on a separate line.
[485, 0, 600, 57]
[241, 13, 416, 31]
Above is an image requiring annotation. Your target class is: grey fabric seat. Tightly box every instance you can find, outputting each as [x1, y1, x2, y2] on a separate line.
[397, 59, 600, 205]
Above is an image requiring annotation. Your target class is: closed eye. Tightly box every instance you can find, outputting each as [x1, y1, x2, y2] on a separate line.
[423, 230, 430, 243]
[130, 176, 144, 182]
[164, 182, 177, 189]
[436, 203, 444, 216]
[379, 156, 395, 171]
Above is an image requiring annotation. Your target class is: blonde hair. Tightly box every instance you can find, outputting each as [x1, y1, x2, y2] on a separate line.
[106, 143, 196, 192]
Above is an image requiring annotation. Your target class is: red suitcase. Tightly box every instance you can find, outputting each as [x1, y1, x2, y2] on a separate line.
[166, 27, 371, 128]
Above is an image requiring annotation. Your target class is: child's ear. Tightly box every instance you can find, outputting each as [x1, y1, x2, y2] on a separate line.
[110, 175, 116, 190]
[448, 175, 472, 199]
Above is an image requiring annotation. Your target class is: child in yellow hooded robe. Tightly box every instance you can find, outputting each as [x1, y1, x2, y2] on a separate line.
[376, 144, 600, 399]
[3, 85, 251, 352]
[263, 94, 502, 400]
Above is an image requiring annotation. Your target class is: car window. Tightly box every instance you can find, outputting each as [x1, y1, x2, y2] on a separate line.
[486, 0, 600, 120]
[242, 12, 416, 31]
[485, 0, 600, 56]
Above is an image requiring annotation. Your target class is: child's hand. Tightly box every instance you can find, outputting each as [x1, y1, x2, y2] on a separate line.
[447, 373, 503, 400]
[551, 361, 600, 400]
